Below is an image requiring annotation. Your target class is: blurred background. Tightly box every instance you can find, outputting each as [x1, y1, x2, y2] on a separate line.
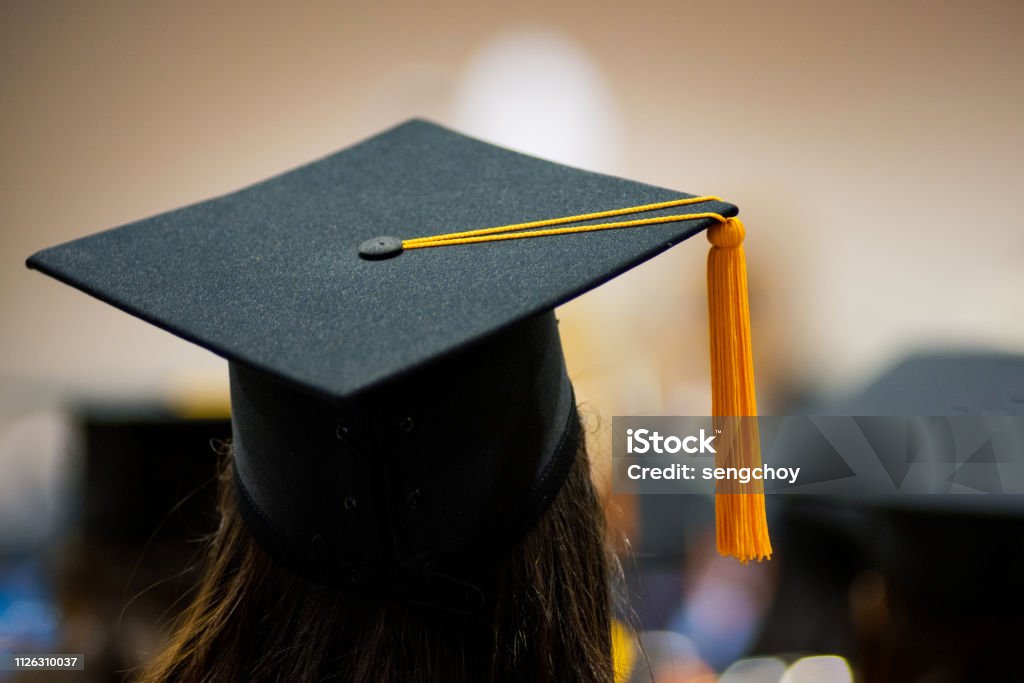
[1, 1, 1022, 681]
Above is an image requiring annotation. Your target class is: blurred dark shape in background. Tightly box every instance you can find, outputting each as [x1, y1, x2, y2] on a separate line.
[625, 352, 1024, 682]
[2, 407, 227, 683]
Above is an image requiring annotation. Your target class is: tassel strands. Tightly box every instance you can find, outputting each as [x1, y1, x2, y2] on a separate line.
[706, 217, 772, 563]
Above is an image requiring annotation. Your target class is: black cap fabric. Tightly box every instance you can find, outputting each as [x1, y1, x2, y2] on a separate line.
[27, 119, 735, 401]
[815, 352, 1024, 514]
[26, 119, 737, 604]
[229, 311, 578, 603]
[821, 352, 1024, 418]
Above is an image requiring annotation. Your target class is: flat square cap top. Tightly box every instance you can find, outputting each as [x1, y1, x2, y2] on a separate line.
[27, 119, 737, 400]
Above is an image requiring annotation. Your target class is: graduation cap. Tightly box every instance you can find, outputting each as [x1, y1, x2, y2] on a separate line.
[806, 353, 1024, 653]
[817, 352, 1024, 509]
[26, 120, 771, 601]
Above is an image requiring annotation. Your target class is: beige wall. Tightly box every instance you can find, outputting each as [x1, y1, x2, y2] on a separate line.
[2, 1, 1022, 413]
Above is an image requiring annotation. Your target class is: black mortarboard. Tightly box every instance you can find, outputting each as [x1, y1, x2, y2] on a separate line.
[824, 354, 1024, 642]
[821, 352, 1024, 418]
[26, 119, 767, 603]
[821, 351, 1024, 511]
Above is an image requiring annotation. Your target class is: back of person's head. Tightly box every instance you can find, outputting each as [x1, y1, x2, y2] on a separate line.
[137, 314, 615, 682]
[141, 431, 612, 683]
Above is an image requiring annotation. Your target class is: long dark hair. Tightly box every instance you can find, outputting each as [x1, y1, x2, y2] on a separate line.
[139, 432, 614, 682]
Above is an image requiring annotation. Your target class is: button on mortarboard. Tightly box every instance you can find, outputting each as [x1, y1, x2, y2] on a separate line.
[358, 235, 403, 259]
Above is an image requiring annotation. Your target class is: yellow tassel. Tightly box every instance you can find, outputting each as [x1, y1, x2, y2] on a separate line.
[707, 217, 772, 563]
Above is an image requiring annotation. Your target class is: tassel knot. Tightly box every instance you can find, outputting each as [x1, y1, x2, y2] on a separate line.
[707, 217, 746, 248]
